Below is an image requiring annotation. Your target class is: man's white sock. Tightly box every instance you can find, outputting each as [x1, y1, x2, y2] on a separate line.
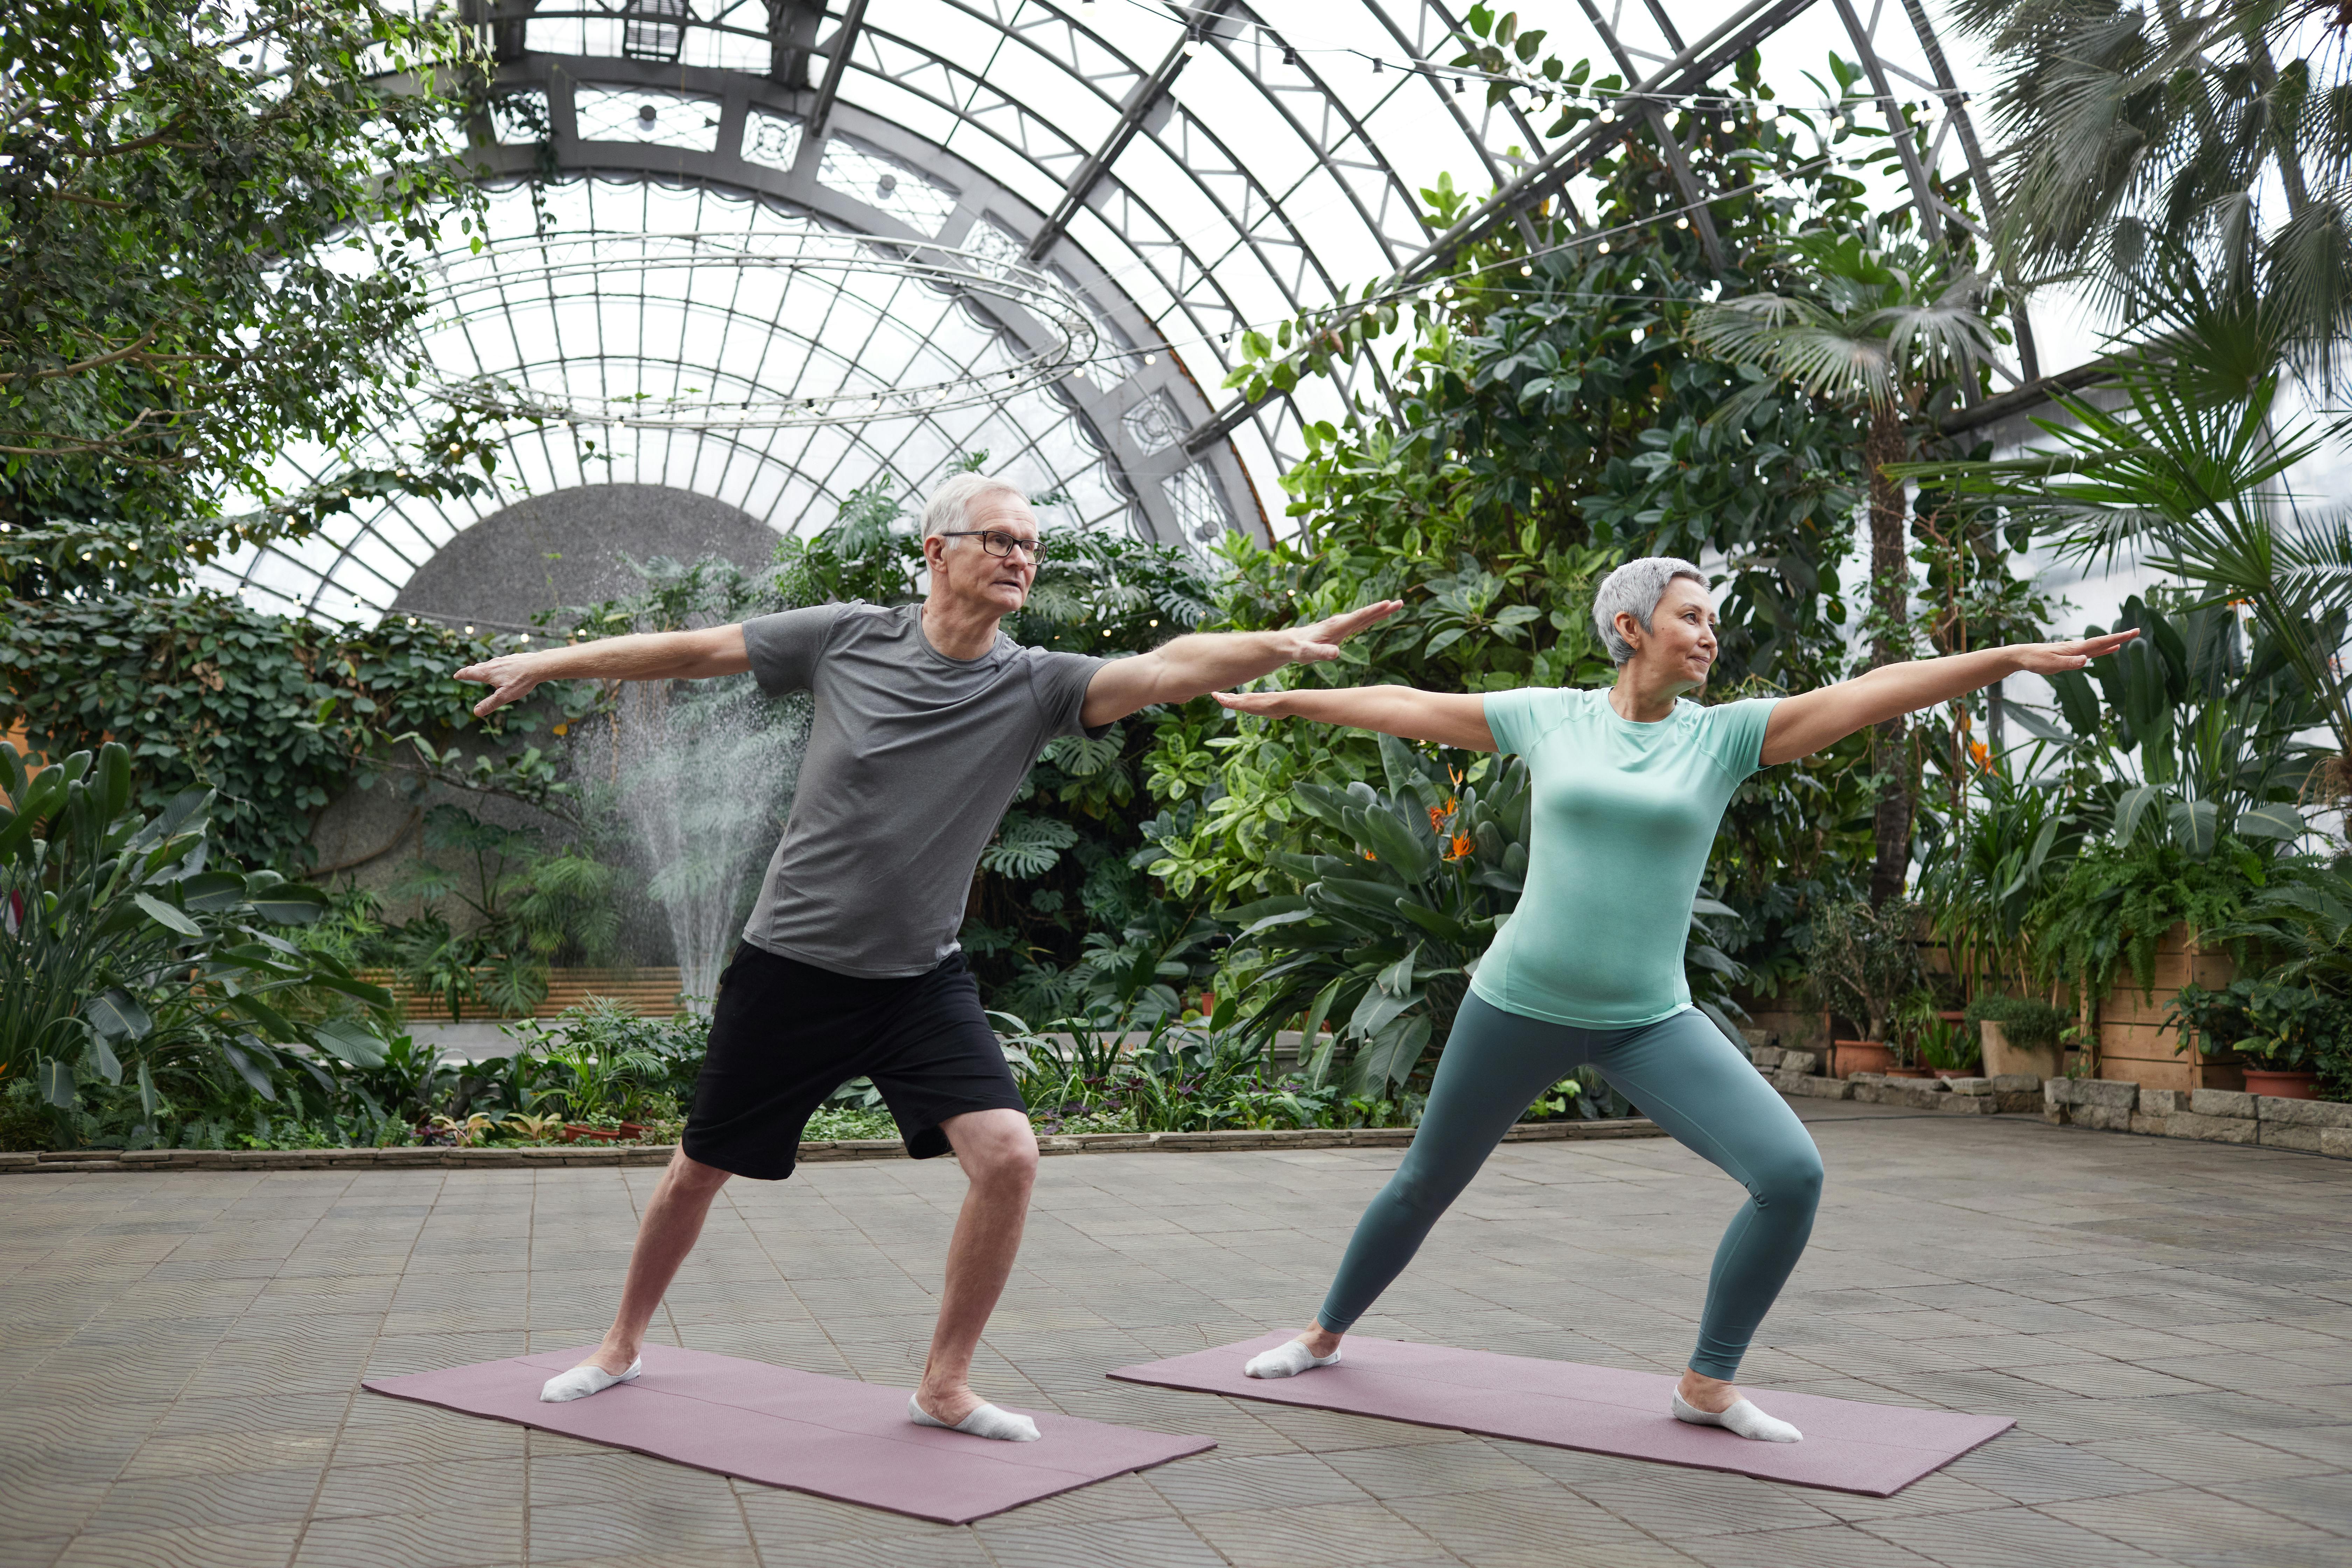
[1245, 1339, 1342, 1379]
[908, 1393, 1040, 1442]
[1671, 1389, 1801, 1442]
[540, 1358, 641, 1403]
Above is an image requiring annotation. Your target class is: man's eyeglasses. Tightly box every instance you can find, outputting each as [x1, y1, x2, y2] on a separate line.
[939, 529, 1048, 562]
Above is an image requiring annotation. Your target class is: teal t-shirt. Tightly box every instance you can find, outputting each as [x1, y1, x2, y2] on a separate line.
[1469, 687, 1781, 1029]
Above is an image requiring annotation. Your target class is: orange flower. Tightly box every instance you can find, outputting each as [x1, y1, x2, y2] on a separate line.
[1428, 797, 1459, 836]
[1443, 831, 1474, 861]
[1967, 740, 1991, 771]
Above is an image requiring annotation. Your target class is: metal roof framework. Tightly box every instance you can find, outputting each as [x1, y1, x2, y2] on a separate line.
[207, 0, 2022, 623]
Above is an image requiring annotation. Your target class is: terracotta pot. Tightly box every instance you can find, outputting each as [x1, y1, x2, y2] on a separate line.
[1833, 1039, 1894, 1077]
[2242, 1069, 2318, 1100]
[1883, 1066, 1933, 1079]
[1979, 1020, 2060, 1081]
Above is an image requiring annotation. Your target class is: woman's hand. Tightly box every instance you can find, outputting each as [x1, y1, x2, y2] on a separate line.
[1208, 684, 1497, 750]
[1211, 689, 1300, 716]
[2004, 629, 2141, 675]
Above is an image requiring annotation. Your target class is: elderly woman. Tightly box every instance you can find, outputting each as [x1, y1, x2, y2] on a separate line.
[1214, 556, 2135, 1442]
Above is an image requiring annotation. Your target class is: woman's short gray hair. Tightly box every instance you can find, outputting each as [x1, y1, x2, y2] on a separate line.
[920, 472, 1030, 540]
[1592, 556, 1709, 665]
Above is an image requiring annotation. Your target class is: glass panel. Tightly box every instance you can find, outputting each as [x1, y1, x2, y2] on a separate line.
[817, 134, 961, 235]
[574, 87, 724, 151]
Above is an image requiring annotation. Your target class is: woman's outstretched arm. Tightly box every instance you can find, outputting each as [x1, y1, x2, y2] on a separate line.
[1212, 684, 1497, 751]
[1759, 631, 2140, 766]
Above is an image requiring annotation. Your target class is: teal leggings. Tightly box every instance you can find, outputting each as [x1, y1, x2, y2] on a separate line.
[1317, 992, 1823, 1380]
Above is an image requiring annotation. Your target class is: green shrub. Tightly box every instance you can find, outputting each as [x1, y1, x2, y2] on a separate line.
[1962, 994, 2070, 1053]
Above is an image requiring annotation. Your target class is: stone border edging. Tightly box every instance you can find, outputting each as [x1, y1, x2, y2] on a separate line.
[0, 1116, 1664, 1175]
[1748, 1043, 2352, 1160]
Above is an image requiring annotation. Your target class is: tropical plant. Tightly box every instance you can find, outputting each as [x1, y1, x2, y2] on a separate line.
[1919, 759, 2087, 993]
[0, 741, 395, 1142]
[1209, 736, 1529, 1094]
[1805, 897, 1927, 1042]
[1693, 231, 2002, 905]
[2221, 859, 2352, 999]
[1954, 0, 2352, 386]
[1897, 311, 2352, 798]
[2169, 976, 2348, 1072]
[379, 806, 622, 1020]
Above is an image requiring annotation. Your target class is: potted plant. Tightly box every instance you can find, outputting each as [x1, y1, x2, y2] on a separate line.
[2171, 979, 2338, 1099]
[1965, 994, 2069, 1079]
[1882, 990, 1939, 1078]
[1806, 899, 1927, 1077]
[1918, 1015, 1983, 1079]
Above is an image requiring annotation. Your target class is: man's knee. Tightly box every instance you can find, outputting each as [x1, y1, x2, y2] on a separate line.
[947, 1108, 1037, 1189]
[667, 1147, 733, 1195]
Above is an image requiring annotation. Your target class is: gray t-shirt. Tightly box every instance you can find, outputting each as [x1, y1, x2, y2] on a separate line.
[738, 602, 1104, 977]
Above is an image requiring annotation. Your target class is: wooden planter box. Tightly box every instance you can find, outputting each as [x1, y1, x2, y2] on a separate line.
[2093, 924, 2241, 1094]
[359, 967, 685, 1023]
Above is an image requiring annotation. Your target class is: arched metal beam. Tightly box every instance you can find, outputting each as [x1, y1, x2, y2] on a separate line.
[471, 53, 1267, 551]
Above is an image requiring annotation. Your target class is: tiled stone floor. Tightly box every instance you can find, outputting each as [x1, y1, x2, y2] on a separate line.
[4, 1100, 2348, 1568]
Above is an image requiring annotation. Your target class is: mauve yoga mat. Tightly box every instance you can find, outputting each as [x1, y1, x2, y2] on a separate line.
[364, 1344, 1214, 1524]
[1111, 1332, 2012, 1497]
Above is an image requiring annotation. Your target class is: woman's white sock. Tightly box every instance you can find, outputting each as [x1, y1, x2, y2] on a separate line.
[1671, 1389, 1801, 1443]
[1245, 1339, 1342, 1379]
[908, 1394, 1040, 1442]
[539, 1358, 641, 1403]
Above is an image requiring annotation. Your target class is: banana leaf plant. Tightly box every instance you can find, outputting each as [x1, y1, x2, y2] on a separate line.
[1217, 735, 1520, 1094]
[0, 740, 394, 1126]
[2019, 596, 2316, 857]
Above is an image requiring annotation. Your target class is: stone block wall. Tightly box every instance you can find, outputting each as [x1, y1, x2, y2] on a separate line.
[2043, 1077, 2352, 1155]
[1744, 1043, 2351, 1160]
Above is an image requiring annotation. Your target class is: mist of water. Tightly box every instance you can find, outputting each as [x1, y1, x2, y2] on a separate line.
[603, 674, 807, 1004]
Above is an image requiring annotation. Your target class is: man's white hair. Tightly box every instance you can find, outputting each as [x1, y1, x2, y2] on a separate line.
[1592, 555, 1709, 665]
[920, 472, 1031, 541]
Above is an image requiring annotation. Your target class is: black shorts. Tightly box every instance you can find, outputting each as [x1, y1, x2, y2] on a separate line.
[681, 943, 1025, 1181]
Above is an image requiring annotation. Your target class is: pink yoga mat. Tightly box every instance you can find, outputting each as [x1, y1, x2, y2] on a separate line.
[364, 1344, 1214, 1524]
[1111, 1332, 2011, 1497]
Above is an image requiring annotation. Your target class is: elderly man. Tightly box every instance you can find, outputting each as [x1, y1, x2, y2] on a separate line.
[456, 471, 1395, 1440]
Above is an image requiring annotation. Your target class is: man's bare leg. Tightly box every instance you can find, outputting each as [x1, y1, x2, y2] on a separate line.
[567, 1147, 734, 1380]
[910, 1108, 1037, 1428]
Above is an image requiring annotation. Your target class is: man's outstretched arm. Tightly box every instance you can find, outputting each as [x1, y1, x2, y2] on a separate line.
[455, 625, 750, 717]
[1078, 601, 1401, 729]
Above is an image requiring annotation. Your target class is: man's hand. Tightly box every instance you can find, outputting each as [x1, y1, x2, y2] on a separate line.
[1078, 599, 1405, 729]
[1279, 600, 1403, 662]
[451, 627, 751, 720]
[2006, 629, 2140, 675]
[456, 652, 548, 718]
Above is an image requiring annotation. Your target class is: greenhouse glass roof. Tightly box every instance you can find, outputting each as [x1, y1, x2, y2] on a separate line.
[206, 0, 2020, 623]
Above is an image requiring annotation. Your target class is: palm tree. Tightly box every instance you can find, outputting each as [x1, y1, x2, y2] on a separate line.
[1692, 231, 1999, 906]
[1953, 0, 2352, 392]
